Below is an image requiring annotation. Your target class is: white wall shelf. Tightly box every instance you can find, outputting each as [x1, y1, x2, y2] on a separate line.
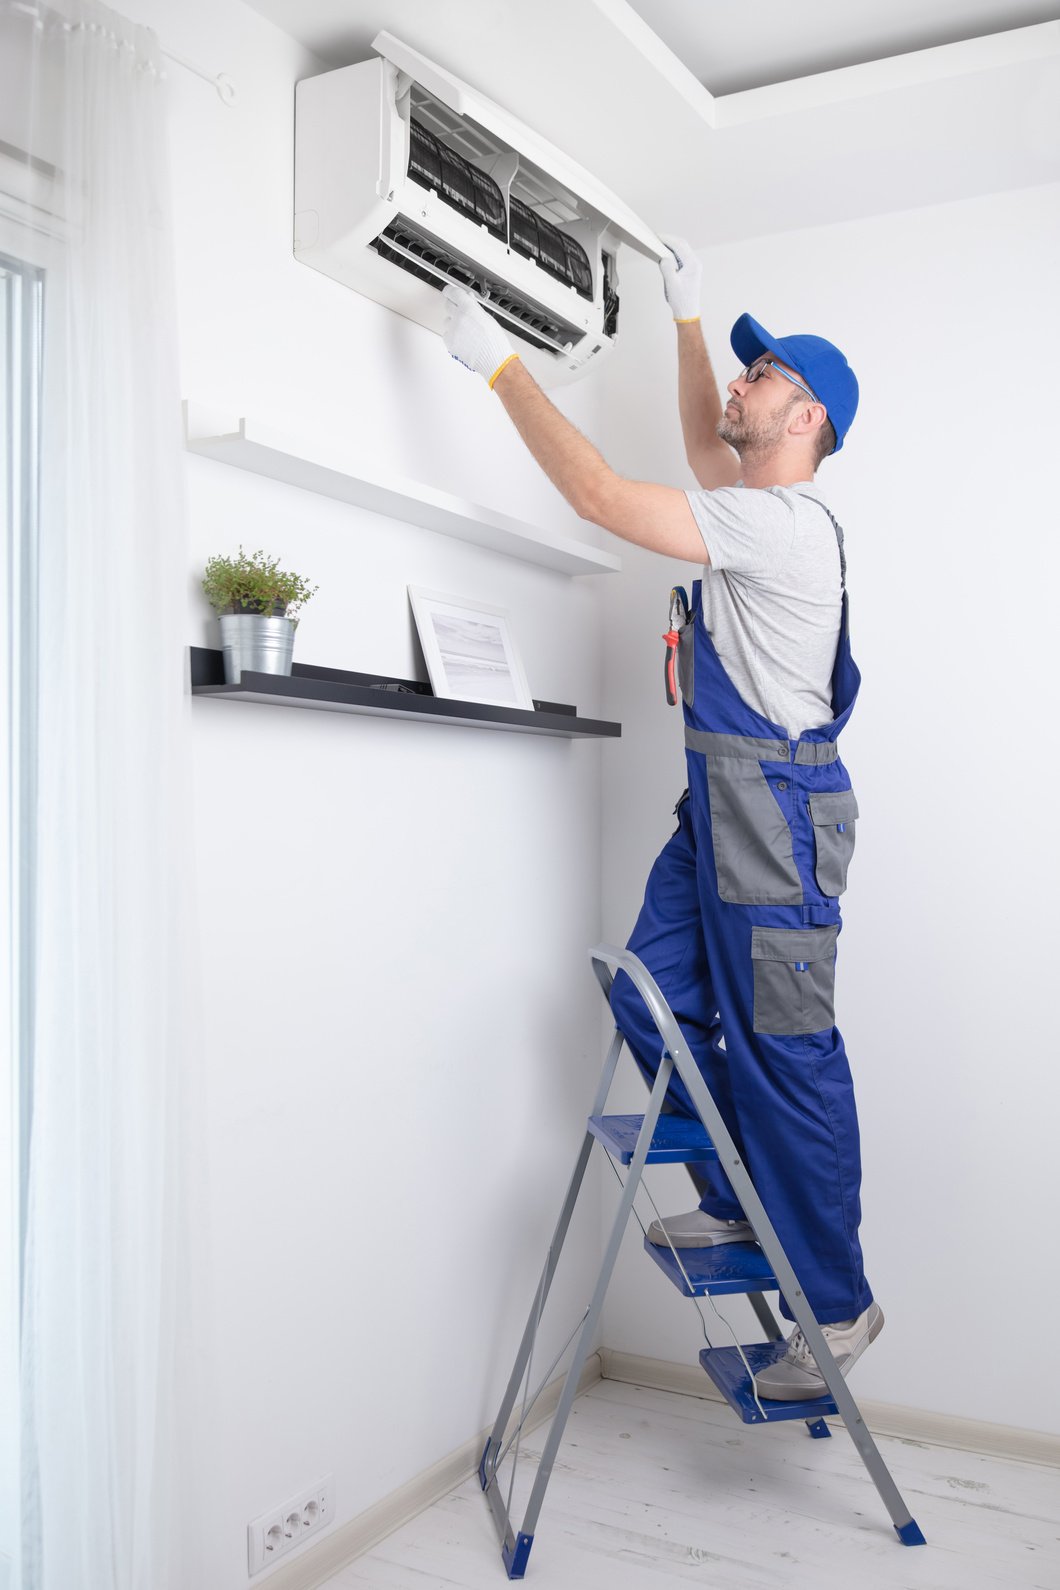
[182, 401, 621, 577]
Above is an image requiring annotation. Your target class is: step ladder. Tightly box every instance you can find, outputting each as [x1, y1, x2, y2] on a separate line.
[478, 943, 926, 1579]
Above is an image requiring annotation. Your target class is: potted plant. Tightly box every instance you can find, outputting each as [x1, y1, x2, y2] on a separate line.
[202, 546, 318, 684]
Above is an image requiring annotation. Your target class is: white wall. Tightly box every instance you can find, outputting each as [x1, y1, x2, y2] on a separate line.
[118, 14, 1060, 1568]
[106, 1, 627, 1583]
[8, 0, 1058, 1577]
[596, 182, 1060, 1435]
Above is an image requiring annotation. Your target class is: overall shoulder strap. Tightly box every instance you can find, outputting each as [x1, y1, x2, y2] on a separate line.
[793, 491, 847, 588]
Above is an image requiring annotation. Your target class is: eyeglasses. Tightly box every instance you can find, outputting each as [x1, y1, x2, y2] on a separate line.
[741, 357, 819, 403]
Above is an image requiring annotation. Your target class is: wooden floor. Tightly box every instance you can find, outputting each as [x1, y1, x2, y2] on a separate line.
[321, 1379, 1059, 1589]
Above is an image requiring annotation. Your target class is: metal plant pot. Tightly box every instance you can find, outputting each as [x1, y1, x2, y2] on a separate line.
[219, 610, 296, 684]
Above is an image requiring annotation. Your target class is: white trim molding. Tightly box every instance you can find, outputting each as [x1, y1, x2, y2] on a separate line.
[597, 1348, 1060, 1469]
[259, 1355, 604, 1590]
[713, 19, 1060, 126]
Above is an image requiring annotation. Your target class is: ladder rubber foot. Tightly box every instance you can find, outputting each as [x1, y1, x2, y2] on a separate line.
[805, 1417, 831, 1439]
[503, 1532, 534, 1578]
[895, 1519, 927, 1546]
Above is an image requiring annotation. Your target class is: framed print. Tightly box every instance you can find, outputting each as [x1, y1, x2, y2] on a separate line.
[408, 588, 534, 710]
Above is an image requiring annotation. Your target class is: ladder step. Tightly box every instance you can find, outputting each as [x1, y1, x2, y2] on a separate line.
[587, 1112, 716, 1165]
[643, 1234, 777, 1296]
[699, 1342, 839, 1424]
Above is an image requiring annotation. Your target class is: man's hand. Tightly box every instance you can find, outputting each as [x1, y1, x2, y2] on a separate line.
[440, 284, 521, 387]
[659, 234, 702, 323]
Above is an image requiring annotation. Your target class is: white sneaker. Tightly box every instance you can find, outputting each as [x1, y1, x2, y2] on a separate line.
[754, 1302, 884, 1401]
[646, 1208, 755, 1248]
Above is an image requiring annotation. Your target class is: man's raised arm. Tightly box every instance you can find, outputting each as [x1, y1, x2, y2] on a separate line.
[439, 285, 708, 565]
[659, 236, 741, 491]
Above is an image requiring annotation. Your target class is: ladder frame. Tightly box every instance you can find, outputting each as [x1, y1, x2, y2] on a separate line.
[478, 943, 925, 1578]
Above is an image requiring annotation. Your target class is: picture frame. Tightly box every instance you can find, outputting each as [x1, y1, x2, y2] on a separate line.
[407, 587, 534, 711]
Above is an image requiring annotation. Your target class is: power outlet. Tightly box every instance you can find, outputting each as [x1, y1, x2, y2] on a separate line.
[247, 1475, 334, 1577]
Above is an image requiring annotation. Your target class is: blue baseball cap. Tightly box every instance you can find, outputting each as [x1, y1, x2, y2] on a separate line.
[730, 313, 859, 453]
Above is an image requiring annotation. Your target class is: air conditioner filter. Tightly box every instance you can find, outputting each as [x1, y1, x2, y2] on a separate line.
[406, 119, 594, 302]
[408, 119, 507, 239]
[509, 198, 592, 300]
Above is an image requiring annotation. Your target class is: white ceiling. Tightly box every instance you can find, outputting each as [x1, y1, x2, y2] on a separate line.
[626, 0, 1060, 95]
[241, 0, 1060, 244]
[243, 0, 1060, 91]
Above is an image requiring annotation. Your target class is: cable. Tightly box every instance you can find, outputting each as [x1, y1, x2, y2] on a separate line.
[605, 1148, 770, 1424]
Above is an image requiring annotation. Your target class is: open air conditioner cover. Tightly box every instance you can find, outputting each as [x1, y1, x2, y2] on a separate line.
[294, 33, 666, 387]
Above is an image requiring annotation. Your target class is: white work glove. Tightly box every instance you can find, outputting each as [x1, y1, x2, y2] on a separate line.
[441, 283, 519, 387]
[658, 234, 701, 322]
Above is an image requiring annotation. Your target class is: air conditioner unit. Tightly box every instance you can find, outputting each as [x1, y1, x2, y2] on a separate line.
[294, 32, 666, 387]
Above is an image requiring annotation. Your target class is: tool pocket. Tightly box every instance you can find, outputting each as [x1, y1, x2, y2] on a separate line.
[751, 925, 838, 1035]
[808, 790, 859, 898]
[676, 615, 695, 706]
[705, 757, 803, 905]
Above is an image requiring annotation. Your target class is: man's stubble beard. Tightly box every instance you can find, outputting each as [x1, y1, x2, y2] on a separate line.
[716, 394, 801, 462]
[716, 405, 791, 460]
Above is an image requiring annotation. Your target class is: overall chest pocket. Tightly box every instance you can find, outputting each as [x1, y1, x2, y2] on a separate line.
[705, 756, 804, 906]
[808, 790, 859, 898]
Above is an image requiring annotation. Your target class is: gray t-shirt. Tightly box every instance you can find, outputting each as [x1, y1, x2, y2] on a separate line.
[685, 481, 843, 739]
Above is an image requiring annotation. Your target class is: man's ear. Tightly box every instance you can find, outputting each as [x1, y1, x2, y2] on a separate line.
[788, 401, 827, 440]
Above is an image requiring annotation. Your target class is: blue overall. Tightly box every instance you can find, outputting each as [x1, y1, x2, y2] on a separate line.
[610, 503, 872, 1325]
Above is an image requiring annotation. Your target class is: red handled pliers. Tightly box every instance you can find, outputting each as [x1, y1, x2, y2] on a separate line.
[662, 586, 689, 706]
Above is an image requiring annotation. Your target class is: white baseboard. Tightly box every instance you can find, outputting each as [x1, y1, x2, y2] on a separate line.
[597, 1347, 1060, 1468]
[262, 1354, 603, 1590]
[263, 1345, 1059, 1589]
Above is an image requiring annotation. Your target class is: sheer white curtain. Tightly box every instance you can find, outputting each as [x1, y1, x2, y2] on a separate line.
[2, 3, 196, 1585]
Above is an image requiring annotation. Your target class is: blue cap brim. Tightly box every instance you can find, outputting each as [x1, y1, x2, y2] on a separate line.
[731, 313, 793, 377]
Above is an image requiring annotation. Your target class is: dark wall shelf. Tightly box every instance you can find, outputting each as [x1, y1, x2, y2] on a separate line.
[189, 648, 621, 740]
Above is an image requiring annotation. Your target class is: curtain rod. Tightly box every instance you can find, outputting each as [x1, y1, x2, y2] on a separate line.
[160, 44, 236, 107]
[7, 2, 237, 106]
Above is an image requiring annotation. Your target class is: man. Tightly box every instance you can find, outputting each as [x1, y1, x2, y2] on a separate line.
[440, 236, 879, 1401]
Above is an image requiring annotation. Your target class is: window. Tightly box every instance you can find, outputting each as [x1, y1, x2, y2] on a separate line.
[0, 244, 43, 1584]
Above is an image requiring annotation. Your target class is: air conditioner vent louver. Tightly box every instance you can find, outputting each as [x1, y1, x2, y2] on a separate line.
[371, 217, 586, 356]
